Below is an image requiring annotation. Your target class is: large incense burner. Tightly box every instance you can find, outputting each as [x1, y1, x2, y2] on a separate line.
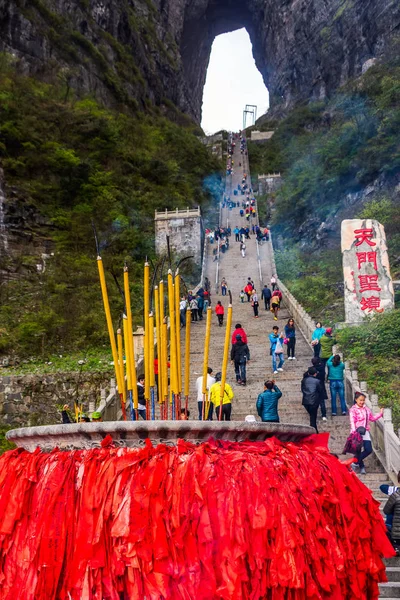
[7, 420, 314, 451]
[0, 423, 394, 600]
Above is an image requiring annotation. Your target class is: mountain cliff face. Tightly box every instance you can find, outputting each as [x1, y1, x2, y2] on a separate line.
[0, 0, 399, 122]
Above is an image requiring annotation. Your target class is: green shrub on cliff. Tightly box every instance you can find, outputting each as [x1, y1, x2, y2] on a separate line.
[0, 55, 222, 358]
[250, 60, 400, 235]
[249, 58, 400, 324]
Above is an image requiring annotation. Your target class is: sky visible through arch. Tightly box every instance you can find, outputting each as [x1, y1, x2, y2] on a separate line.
[201, 28, 269, 135]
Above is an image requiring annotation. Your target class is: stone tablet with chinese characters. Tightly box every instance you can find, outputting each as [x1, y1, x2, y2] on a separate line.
[341, 219, 394, 323]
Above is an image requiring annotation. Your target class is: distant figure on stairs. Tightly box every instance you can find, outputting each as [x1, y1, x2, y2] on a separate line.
[301, 367, 324, 433]
[244, 282, 253, 301]
[210, 372, 234, 421]
[311, 322, 326, 357]
[240, 241, 246, 258]
[261, 284, 271, 310]
[311, 357, 328, 422]
[271, 293, 281, 321]
[215, 301, 224, 326]
[327, 354, 346, 416]
[349, 391, 383, 475]
[251, 290, 259, 318]
[231, 324, 248, 344]
[190, 297, 198, 322]
[284, 318, 296, 360]
[221, 278, 228, 296]
[179, 297, 187, 327]
[230, 334, 250, 385]
[320, 328, 335, 369]
[256, 380, 282, 423]
[269, 326, 285, 374]
[196, 294, 204, 321]
[270, 275, 277, 291]
[196, 367, 215, 420]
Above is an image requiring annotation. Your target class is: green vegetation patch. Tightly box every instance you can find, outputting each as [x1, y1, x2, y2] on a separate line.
[0, 54, 222, 360]
[249, 55, 400, 327]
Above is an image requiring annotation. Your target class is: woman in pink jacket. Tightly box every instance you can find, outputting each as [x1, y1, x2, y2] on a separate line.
[349, 391, 383, 475]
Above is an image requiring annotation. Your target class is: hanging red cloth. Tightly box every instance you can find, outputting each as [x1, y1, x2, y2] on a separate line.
[0, 435, 393, 599]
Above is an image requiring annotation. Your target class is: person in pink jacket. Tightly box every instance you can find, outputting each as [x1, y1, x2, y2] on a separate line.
[349, 391, 383, 474]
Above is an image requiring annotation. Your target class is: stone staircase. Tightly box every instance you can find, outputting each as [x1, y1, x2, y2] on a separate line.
[182, 137, 368, 455]
[181, 135, 398, 597]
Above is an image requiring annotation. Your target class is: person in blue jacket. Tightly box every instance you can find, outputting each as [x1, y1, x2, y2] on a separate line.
[269, 326, 284, 374]
[284, 318, 296, 360]
[327, 354, 346, 415]
[311, 322, 326, 357]
[256, 381, 282, 422]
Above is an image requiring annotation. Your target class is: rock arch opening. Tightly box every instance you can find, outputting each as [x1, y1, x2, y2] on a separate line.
[177, 0, 392, 124]
[180, 0, 269, 123]
[201, 29, 269, 134]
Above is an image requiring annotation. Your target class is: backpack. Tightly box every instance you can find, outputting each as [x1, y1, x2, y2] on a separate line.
[343, 431, 363, 455]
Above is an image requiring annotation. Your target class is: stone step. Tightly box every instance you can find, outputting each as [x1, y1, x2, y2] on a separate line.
[379, 582, 400, 597]
[386, 558, 400, 568]
[386, 568, 400, 583]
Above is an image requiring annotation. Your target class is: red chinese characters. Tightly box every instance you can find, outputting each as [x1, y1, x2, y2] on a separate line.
[354, 228, 376, 247]
[354, 228, 382, 313]
[358, 274, 381, 293]
[356, 251, 378, 271]
[360, 296, 382, 312]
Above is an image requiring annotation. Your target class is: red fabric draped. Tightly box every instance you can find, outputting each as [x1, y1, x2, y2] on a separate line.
[0, 434, 393, 599]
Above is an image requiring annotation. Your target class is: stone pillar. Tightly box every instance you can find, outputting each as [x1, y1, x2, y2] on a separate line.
[341, 219, 394, 323]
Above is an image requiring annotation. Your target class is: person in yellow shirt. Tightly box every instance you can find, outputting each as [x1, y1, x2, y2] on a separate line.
[209, 372, 234, 421]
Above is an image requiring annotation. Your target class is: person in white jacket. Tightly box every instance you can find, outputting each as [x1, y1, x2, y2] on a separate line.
[196, 367, 216, 420]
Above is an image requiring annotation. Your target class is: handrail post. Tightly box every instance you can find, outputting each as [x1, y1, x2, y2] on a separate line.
[383, 408, 394, 472]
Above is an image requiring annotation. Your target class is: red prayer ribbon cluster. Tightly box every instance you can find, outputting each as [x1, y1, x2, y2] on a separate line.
[0, 434, 393, 599]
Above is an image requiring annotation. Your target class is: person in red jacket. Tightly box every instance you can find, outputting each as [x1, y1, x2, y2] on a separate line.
[272, 288, 282, 302]
[231, 323, 248, 345]
[244, 283, 253, 302]
[215, 301, 224, 326]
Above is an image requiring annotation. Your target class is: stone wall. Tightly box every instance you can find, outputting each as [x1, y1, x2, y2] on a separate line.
[257, 174, 282, 195]
[155, 208, 203, 264]
[0, 371, 112, 428]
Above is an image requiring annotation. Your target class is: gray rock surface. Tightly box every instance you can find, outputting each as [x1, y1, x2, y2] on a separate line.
[0, 0, 399, 122]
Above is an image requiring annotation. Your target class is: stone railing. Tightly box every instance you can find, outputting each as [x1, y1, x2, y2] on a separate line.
[257, 173, 281, 179]
[268, 233, 400, 482]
